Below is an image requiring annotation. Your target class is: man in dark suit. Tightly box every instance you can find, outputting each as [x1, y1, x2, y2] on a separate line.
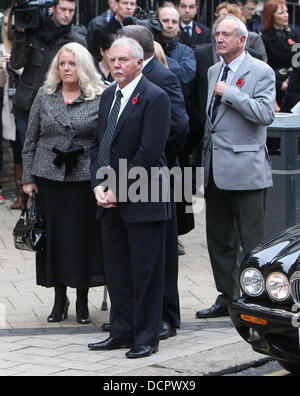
[87, 0, 137, 57]
[119, 25, 189, 340]
[186, 43, 219, 161]
[177, 0, 212, 49]
[89, 37, 171, 359]
[156, 3, 195, 245]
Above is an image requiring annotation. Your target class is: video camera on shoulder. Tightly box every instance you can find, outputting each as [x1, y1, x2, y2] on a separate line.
[11, 0, 53, 30]
[123, 6, 163, 38]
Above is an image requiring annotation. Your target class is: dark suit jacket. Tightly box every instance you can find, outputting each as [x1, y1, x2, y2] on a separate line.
[179, 21, 212, 49]
[186, 43, 218, 154]
[142, 57, 189, 167]
[90, 75, 172, 224]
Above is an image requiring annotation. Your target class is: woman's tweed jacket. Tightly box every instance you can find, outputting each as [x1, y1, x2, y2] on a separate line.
[22, 85, 101, 184]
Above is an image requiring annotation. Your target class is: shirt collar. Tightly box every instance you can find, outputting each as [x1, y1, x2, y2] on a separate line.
[224, 51, 246, 74]
[181, 21, 193, 29]
[116, 73, 143, 101]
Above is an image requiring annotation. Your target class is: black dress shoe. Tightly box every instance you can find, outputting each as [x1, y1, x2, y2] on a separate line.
[102, 322, 111, 332]
[195, 303, 228, 319]
[88, 337, 133, 351]
[159, 321, 177, 340]
[126, 344, 158, 359]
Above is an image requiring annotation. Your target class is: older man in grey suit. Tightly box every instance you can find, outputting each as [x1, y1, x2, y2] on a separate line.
[196, 15, 276, 319]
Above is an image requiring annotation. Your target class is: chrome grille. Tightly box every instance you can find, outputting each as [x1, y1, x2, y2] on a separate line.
[290, 272, 300, 304]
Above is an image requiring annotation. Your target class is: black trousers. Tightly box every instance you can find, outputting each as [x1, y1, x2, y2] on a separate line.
[205, 176, 267, 307]
[101, 208, 166, 346]
[162, 199, 180, 328]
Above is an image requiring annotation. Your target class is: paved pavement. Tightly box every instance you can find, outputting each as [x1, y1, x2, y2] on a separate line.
[0, 194, 268, 377]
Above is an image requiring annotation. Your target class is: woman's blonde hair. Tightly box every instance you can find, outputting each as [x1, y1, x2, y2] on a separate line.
[44, 42, 105, 100]
[2, 8, 13, 52]
[154, 41, 169, 68]
[215, 2, 246, 23]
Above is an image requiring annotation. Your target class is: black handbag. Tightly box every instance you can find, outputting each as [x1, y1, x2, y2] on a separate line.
[13, 191, 46, 252]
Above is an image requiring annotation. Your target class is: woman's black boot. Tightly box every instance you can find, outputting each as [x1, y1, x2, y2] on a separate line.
[76, 288, 91, 325]
[47, 285, 69, 323]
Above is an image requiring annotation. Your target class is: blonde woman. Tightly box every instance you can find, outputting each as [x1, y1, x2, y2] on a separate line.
[22, 42, 105, 325]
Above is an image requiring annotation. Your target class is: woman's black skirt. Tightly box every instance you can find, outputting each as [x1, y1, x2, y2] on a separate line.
[35, 177, 105, 288]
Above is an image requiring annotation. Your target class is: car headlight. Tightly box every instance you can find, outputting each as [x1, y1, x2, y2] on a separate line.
[240, 268, 265, 297]
[266, 272, 290, 301]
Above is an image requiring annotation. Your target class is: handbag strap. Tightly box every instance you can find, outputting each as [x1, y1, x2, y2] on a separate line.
[22, 190, 38, 221]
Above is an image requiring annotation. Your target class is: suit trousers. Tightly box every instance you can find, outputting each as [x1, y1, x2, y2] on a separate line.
[101, 207, 166, 346]
[162, 198, 180, 328]
[205, 175, 267, 307]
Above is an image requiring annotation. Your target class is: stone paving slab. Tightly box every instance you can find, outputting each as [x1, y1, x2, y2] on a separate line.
[0, 196, 265, 376]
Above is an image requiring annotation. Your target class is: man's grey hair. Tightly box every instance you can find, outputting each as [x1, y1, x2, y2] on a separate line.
[213, 15, 249, 44]
[110, 37, 144, 62]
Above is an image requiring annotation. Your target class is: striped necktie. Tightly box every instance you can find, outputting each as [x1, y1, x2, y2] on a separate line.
[211, 65, 230, 122]
[98, 90, 123, 168]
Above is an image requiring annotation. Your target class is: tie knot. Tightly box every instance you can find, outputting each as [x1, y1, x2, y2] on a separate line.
[184, 26, 191, 33]
[221, 65, 230, 82]
[116, 90, 123, 100]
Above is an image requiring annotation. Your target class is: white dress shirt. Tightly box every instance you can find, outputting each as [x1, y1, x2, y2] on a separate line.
[110, 73, 143, 122]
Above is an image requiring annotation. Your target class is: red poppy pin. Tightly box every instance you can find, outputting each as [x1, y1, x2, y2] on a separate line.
[195, 26, 202, 34]
[236, 76, 245, 88]
[288, 38, 294, 45]
[132, 93, 140, 105]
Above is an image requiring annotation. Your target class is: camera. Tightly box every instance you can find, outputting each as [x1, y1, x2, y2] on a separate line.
[11, 0, 53, 30]
[123, 6, 163, 38]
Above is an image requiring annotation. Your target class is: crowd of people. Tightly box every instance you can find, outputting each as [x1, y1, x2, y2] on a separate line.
[0, 0, 297, 359]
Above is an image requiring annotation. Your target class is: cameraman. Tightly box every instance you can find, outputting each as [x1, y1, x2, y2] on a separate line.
[10, 0, 87, 137]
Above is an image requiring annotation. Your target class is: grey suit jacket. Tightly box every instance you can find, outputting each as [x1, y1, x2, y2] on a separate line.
[203, 52, 276, 191]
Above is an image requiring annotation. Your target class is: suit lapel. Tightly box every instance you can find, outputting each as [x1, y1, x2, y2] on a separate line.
[99, 85, 116, 139]
[113, 76, 146, 141]
[213, 53, 252, 125]
[230, 53, 251, 89]
[47, 88, 72, 128]
[207, 63, 223, 115]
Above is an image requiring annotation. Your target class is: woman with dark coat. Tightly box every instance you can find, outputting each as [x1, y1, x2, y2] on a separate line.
[22, 42, 106, 325]
[261, 0, 300, 107]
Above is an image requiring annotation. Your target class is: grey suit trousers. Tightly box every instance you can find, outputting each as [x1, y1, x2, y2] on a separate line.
[205, 174, 267, 307]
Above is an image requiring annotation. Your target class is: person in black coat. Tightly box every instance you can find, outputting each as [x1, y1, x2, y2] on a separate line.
[87, 0, 137, 58]
[261, 0, 300, 107]
[87, 0, 117, 57]
[89, 37, 171, 359]
[117, 25, 189, 340]
[177, 0, 213, 49]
